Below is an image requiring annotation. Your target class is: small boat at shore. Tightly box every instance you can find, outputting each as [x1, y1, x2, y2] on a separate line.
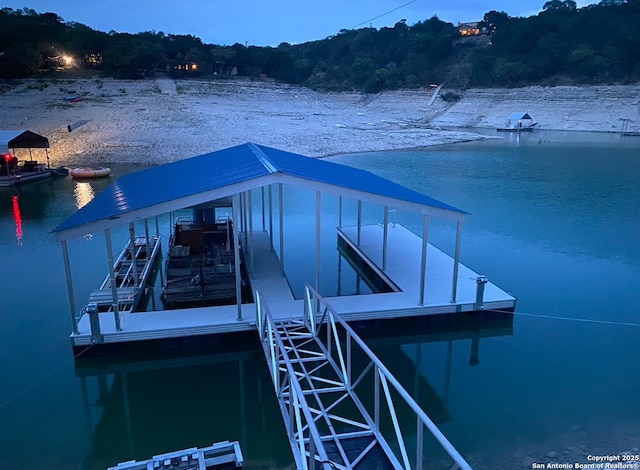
[70, 167, 111, 179]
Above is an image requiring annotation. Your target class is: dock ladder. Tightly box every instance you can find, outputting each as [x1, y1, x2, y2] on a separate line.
[255, 285, 473, 470]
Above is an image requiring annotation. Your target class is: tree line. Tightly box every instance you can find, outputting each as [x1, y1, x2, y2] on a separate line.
[1, 1, 639, 91]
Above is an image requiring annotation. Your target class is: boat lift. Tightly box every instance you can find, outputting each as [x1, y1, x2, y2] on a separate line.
[255, 285, 473, 470]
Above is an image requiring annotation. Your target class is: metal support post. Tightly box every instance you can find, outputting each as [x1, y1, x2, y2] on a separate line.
[268, 185, 274, 250]
[278, 183, 284, 274]
[357, 200, 362, 245]
[419, 215, 429, 306]
[86, 303, 103, 344]
[105, 229, 122, 331]
[61, 240, 79, 334]
[315, 191, 321, 293]
[261, 187, 266, 231]
[382, 206, 389, 271]
[451, 220, 463, 303]
[233, 194, 243, 321]
[474, 275, 488, 310]
[242, 192, 248, 248]
[144, 219, 151, 259]
[248, 190, 254, 277]
[128, 223, 139, 287]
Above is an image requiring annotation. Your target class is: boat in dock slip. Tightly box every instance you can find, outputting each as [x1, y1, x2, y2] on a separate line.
[83, 235, 161, 316]
[162, 206, 251, 308]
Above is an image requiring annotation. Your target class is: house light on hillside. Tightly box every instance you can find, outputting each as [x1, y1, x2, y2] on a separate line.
[457, 22, 483, 36]
[62, 55, 73, 66]
[175, 63, 198, 71]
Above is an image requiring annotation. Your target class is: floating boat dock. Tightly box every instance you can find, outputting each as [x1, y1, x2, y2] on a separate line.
[0, 167, 63, 186]
[108, 440, 243, 470]
[497, 111, 537, 132]
[0, 129, 67, 186]
[53, 143, 519, 470]
[54, 143, 515, 354]
[68, 225, 514, 352]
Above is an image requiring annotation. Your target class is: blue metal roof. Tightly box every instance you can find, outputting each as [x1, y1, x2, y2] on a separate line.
[54, 143, 465, 239]
[260, 144, 464, 212]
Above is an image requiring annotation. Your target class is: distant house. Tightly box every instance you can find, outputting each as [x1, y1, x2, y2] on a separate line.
[174, 62, 198, 72]
[84, 53, 103, 66]
[457, 22, 483, 36]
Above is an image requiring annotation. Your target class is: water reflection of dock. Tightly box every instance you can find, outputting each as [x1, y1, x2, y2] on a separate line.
[75, 348, 291, 469]
[76, 309, 511, 468]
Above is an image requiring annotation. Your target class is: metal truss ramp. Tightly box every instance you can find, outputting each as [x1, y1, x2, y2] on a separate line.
[256, 286, 472, 470]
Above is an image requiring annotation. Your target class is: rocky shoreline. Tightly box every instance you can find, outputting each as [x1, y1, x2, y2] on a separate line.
[1, 77, 638, 168]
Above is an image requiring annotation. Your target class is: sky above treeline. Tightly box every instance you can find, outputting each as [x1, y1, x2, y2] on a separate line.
[3, 0, 595, 46]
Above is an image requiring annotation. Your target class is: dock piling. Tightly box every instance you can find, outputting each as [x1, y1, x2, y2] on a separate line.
[475, 275, 488, 310]
[86, 303, 103, 344]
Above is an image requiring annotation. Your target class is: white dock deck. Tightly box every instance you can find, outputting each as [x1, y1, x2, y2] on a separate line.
[331, 225, 516, 319]
[71, 225, 515, 349]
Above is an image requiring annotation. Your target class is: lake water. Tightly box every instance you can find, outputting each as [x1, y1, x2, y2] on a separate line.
[0, 130, 638, 469]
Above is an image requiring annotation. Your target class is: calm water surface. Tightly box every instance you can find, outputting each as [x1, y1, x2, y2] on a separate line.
[0, 131, 638, 469]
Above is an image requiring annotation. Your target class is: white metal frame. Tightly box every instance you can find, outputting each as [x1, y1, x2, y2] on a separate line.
[108, 440, 243, 470]
[255, 286, 473, 470]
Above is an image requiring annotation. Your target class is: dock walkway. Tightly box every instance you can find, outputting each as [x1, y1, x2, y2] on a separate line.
[71, 225, 515, 350]
[256, 287, 472, 470]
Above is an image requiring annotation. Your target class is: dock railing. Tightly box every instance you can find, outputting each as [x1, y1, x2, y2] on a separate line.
[302, 284, 473, 470]
[255, 290, 335, 470]
[255, 285, 473, 470]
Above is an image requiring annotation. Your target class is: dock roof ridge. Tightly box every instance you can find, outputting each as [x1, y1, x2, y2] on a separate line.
[246, 142, 281, 174]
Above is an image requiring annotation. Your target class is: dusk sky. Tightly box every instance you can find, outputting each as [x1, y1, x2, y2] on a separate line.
[3, 1, 595, 46]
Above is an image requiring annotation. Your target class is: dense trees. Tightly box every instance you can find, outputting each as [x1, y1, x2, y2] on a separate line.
[1, 2, 639, 90]
[474, 0, 640, 86]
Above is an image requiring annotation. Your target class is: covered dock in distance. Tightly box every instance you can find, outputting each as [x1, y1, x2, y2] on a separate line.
[497, 112, 537, 132]
[0, 129, 65, 186]
[53, 142, 516, 353]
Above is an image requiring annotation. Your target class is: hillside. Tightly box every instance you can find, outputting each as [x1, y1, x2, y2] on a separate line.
[431, 85, 640, 133]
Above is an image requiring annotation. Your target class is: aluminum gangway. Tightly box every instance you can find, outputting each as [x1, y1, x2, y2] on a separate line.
[255, 285, 473, 470]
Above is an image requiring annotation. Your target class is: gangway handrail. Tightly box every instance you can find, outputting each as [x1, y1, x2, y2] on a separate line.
[303, 284, 473, 470]
[255, 291, 334, 470]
